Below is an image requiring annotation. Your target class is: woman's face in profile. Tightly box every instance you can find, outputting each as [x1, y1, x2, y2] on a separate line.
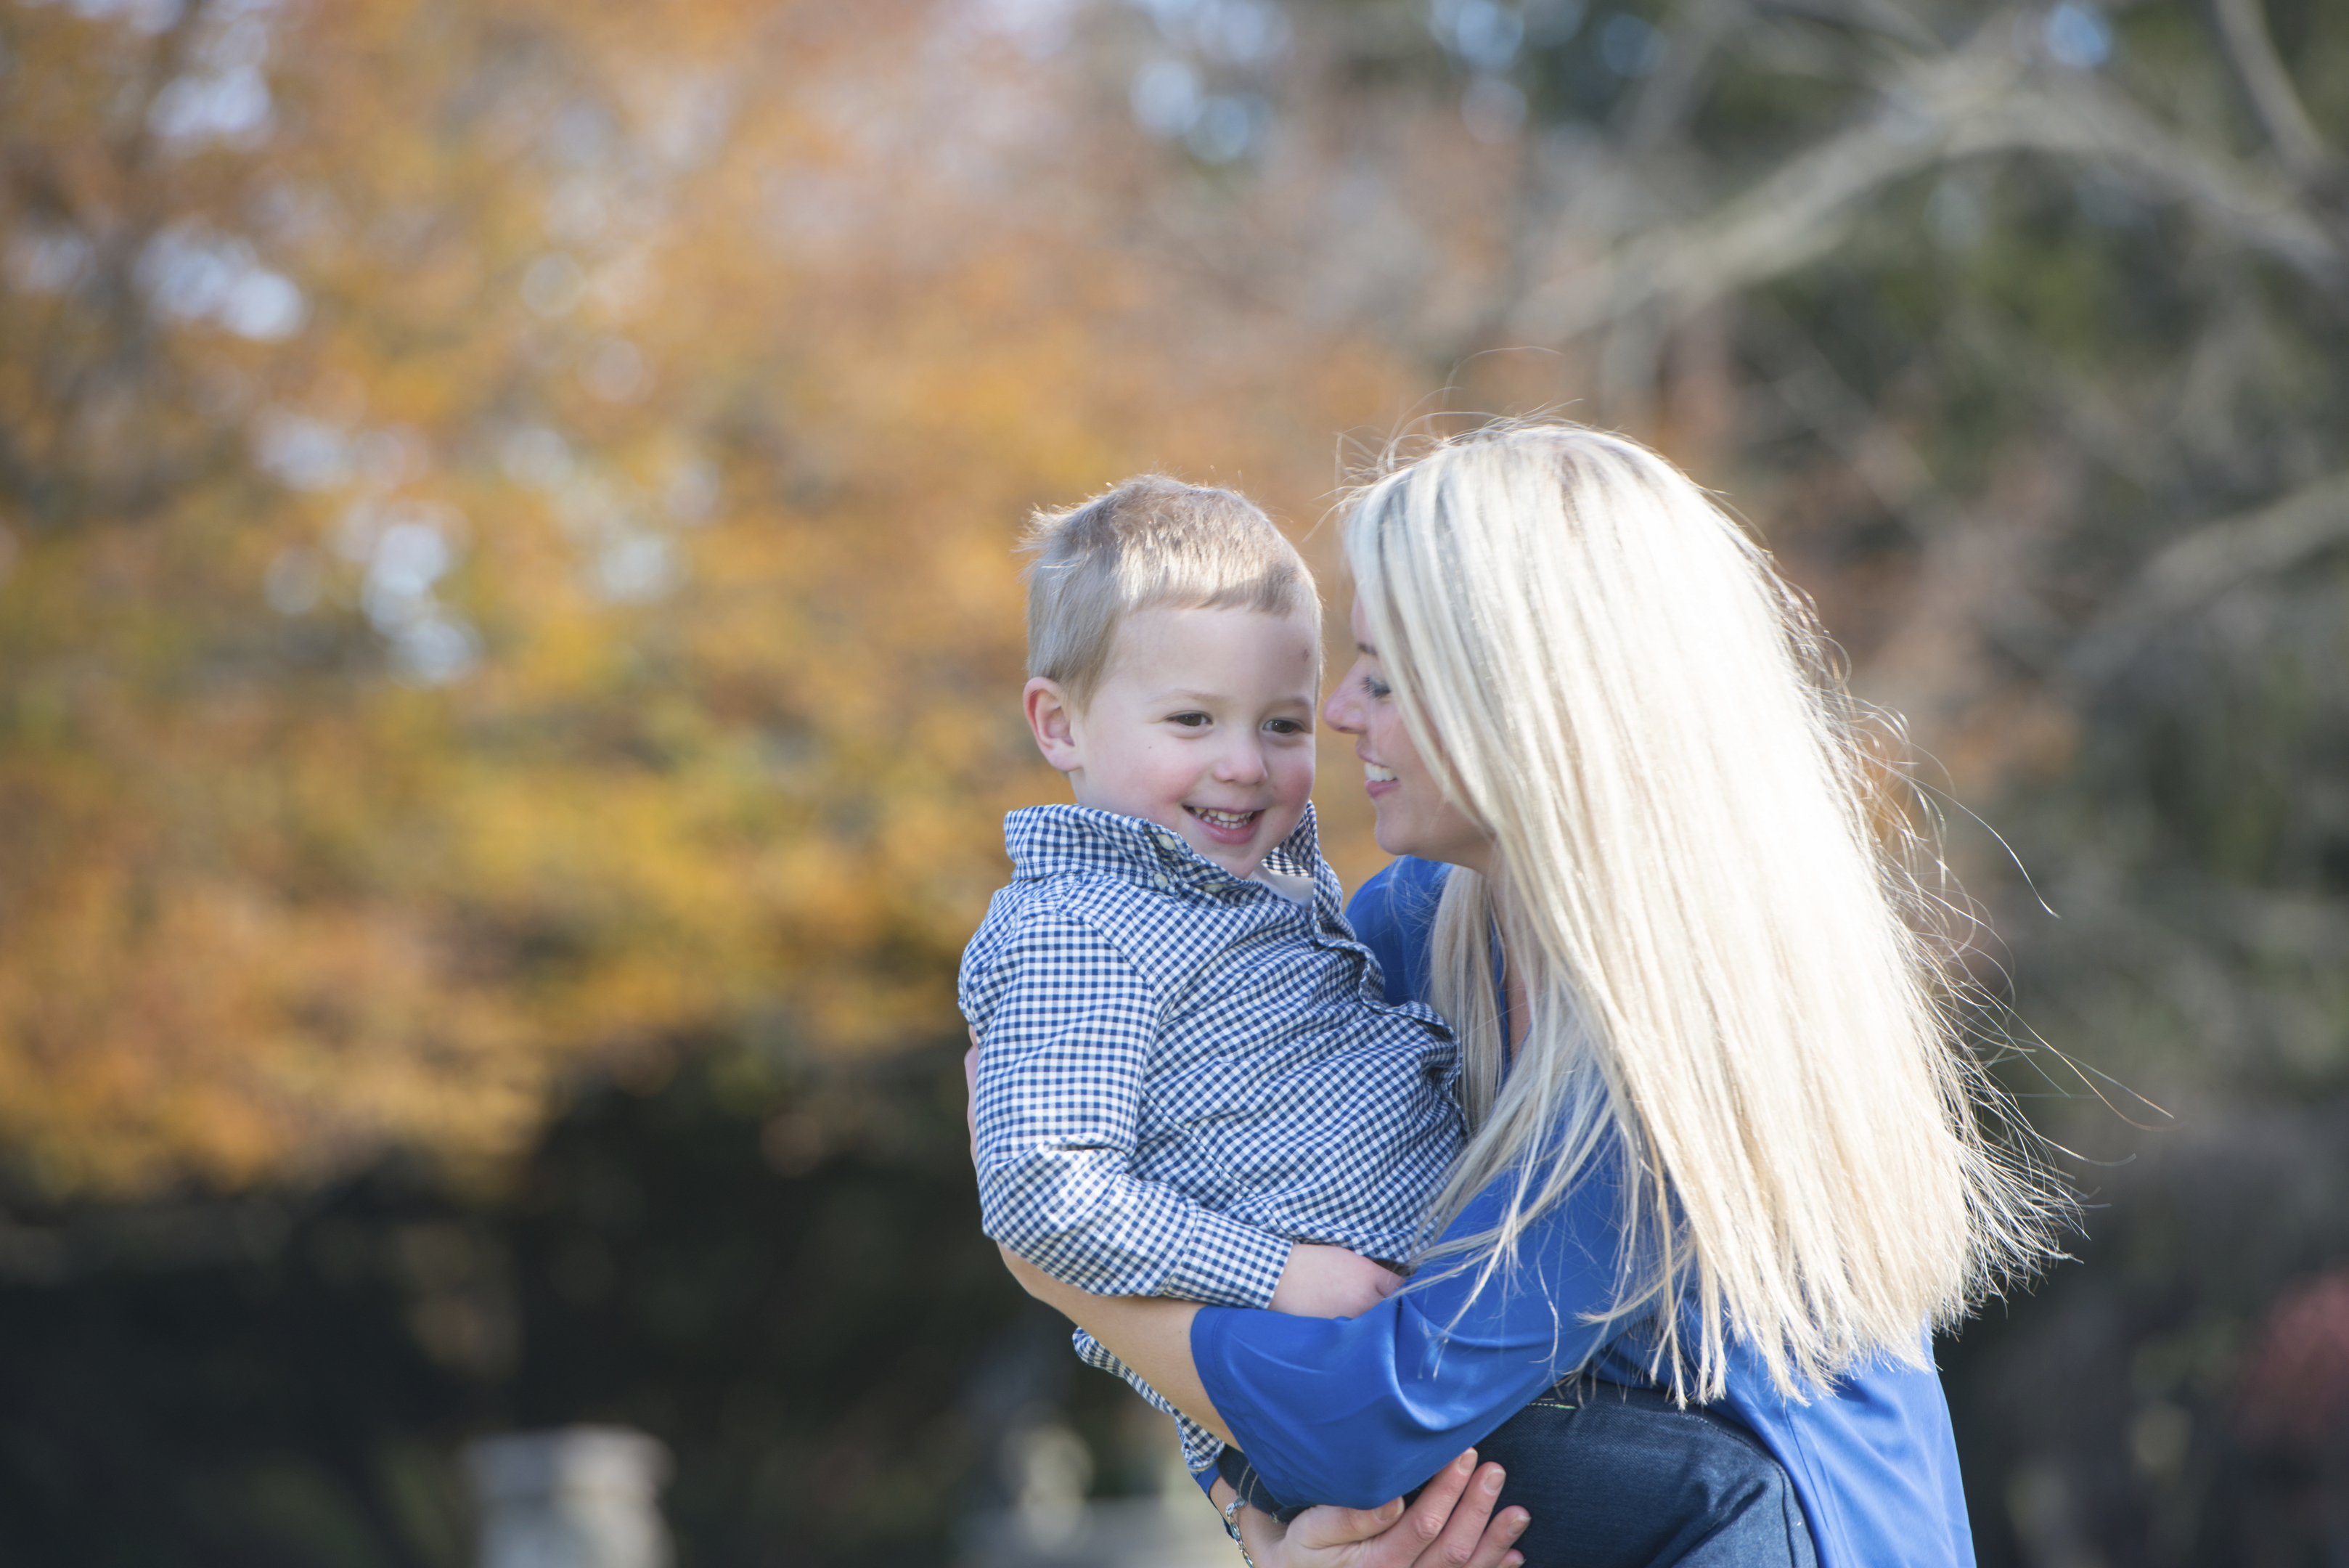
[1325, 597, 1492, 873]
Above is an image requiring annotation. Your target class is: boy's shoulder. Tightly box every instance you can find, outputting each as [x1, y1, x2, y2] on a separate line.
[989, 805, 1167, 912]
[964, 824, 1174, 971]
[961, 870, 1129, 1024]
[971, 854, 1144, 942]
[960, 861, 1211, 1032]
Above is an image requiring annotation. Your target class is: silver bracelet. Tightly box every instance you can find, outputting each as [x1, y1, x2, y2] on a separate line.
[1222, 1493, 1260, 1568]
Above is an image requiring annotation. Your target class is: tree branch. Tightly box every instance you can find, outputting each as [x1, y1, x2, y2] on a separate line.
[2064, 468, 2349, 689]
[2210, 0, 2333, 184]
[1508, 30, 2345, 344]
[1619, 0, 1747, 156]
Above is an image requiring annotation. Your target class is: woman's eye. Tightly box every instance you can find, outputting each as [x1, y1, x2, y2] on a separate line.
[1363, 674, 1392, 700]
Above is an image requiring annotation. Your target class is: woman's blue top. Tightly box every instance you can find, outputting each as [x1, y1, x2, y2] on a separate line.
[1190, 856, 1976, 1568]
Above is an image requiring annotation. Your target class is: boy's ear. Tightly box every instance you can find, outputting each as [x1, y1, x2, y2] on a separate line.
[1023, 678, 1083, 775]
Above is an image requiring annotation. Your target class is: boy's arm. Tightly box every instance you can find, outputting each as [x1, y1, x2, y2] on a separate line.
[970, 988, 1401, 1320]
[972, 906, 1291, 1307]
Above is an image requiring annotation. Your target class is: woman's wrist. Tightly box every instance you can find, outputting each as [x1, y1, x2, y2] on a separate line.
[1202, 1476, 1278, 1561]
[1209, 1478, 1263, 1567]
[1223, 1492, 1260, 1566]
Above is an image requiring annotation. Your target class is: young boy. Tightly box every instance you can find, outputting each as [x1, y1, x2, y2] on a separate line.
[962, 475, 1463, 1485]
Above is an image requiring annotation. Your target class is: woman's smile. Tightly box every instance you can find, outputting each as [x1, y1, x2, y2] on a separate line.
[1323, 597, 1491, 874]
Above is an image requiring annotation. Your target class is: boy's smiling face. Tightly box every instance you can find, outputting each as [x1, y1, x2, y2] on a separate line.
[1025, 605, 1319, 879]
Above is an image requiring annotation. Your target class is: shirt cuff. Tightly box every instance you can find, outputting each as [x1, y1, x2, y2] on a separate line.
[1162, 1207, 1290, 1307]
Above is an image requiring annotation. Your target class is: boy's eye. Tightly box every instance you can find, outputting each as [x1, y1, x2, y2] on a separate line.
[1168, 711, 1212, 728]
[1264, 717, 1307, 735]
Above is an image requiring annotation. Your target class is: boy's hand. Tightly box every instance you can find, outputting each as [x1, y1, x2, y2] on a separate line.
[1268, 1243, 1404, 1318]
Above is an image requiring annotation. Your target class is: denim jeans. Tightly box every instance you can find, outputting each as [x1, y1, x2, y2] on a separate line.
[1217, 1379, 1818, 1568]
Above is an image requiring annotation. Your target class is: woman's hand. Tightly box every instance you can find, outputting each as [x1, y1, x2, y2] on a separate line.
[1238, 1450, 1527, 1568]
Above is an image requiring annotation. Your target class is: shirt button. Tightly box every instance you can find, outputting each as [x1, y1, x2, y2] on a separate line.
[1155, 830, 1181, 852]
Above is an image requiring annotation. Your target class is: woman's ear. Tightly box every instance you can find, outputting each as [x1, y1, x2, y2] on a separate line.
[1024, 678, 1084, 775]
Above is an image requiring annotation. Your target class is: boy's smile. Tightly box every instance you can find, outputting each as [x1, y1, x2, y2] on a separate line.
[1024, 605, 1319, 879]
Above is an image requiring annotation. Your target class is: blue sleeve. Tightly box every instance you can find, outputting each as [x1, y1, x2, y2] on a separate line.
[1345, 857, 1450, 1008]
[1190, 1153, 1633, 1508]
[1719, 1347, 1977, 1568]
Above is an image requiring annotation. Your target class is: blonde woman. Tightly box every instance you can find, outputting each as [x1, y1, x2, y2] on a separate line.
[998, 424, 2067, 1567]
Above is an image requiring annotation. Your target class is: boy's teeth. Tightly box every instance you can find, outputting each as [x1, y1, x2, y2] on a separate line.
[1193, 807, 1254, 828]
[1365, 764, 1398, 783]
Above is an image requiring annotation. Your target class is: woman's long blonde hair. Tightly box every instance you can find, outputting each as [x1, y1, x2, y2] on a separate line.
[1350, 423, 2067, 1399]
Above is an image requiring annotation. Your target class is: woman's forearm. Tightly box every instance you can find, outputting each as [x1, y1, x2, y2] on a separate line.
[1175, 1169, 1632, 1507]
[998, 1251, 1535, 1568]
[996, 1246, 1235, 1444]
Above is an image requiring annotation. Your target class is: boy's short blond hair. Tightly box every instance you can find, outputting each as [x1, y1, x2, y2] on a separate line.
[1023, 475, 1321, 707]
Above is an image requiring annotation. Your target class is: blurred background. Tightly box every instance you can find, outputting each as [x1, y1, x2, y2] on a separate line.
[2, 0, 2346, 1561]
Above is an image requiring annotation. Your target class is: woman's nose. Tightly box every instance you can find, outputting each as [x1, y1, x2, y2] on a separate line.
[1323, 682, 1361, 735]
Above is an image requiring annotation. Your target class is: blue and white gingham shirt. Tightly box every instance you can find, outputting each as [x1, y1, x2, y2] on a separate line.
[963, 803, 1463, 1472]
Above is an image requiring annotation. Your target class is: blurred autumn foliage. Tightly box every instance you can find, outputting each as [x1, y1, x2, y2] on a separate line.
[7, 0, 2349, 1562]
[0, 0, 1420, 1197]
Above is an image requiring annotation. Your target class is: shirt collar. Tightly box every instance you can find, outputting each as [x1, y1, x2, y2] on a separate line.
[1003, 802, 1328, 900]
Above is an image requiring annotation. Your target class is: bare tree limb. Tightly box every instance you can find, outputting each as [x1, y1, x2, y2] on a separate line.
[2210, 0, 2334, 184]
[2022, 77, 2342, 279]
[1744, 302, 1948, 534]
[2064, 468, 2349, 688]
[1508, 30, 2345, 344]
[1755, 0, 1939, 52]
[1620, 0, 1747, 155]
[1511, 44, 2014, 340]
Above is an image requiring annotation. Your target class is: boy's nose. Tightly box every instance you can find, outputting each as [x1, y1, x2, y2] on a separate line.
[1214, 738, 1269, 784]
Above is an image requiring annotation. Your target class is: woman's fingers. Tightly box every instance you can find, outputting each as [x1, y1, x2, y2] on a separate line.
[1381, 1449, 1480, 1560]
[1413, 1462, 1526, 1568]
[1280, 1497, 1408, 1552]
[1265, 1453, 1527, 1568]
[1310, 1449, 1503, 1567]
[1337, 1450, 1526, 1568]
